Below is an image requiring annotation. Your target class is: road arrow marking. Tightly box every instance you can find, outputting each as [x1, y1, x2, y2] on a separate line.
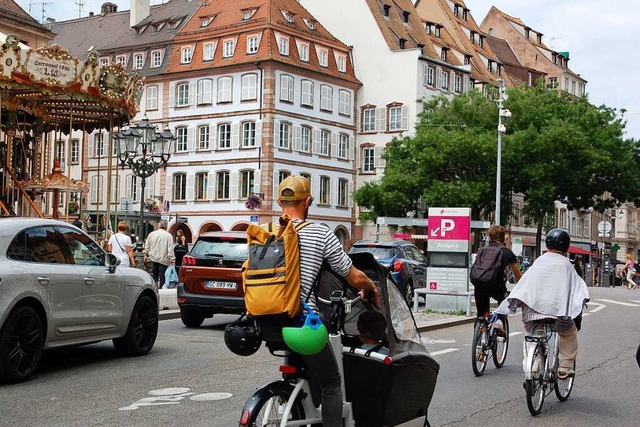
[588, 302, 606, 313]
[595, 299, 640, 307]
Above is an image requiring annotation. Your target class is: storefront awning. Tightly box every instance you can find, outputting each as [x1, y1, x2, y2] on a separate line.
[567, 245, 594, 256]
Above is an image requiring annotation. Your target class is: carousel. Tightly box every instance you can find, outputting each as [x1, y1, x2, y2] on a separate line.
[0, 33, 143, 221]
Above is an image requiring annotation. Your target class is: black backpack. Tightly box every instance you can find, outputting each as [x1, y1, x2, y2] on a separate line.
[470, 244, 504, 288]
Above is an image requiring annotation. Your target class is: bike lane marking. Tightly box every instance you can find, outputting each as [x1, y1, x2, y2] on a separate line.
[594, 298, 640, 307]
[588, 302, 605, 313]
[119, 388, 233, 411]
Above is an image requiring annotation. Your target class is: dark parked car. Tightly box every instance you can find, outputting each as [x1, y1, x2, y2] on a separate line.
[177, 231, 248, 327]
[348, 240, 427, 306]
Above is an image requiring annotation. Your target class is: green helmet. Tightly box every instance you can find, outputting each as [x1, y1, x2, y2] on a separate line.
[282, 303, 328, 355]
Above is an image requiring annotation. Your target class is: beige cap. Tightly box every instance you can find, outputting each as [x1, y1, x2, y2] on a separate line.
[278, 176, 311, 201]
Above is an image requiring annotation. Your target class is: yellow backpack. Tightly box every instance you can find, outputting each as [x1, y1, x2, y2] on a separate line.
[243, 216, 310, 318]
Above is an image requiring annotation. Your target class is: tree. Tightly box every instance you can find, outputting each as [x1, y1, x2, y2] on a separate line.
[354, 84, 639, 255]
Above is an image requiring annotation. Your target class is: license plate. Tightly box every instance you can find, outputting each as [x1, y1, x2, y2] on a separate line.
[205, 281, 236, 290]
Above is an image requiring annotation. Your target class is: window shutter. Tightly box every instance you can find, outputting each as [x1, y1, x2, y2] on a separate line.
[168, 82, 175, 108]
[313, 129, 321, 154]
[374, 146, 386, 168]
[125, 176, 132, 199]
[187, 127, 195, 153]
[348, 180, 354, 208]
[331, 133, 338, 158]
[255, 120, 262, 148]
[230, 171, 239, 200]
[273, 119, 279, 148]
[166, 174, 173, 202]
[293, 126, 301, 151]
[254, 169, 262, 194]
[375, 107, 386, 132]
[88, 137, 94, 159]
[355, 145, 361, 171]
[401, 105, 409, 130]
[348, 135, 354, 161]
[147, 176, 155, 199]
[90, 176, 98, 203]
[186, 174, 195, 202]
[207, 172, 215, 202]
[188, 81, 195, 106]
[231, 122, 240, 149]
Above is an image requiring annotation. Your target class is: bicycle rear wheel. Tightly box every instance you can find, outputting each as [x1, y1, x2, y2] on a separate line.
[471, 320, 489, 377]
[555, 360, 575, 401]
[525, 344, 546, 416]
[492, 317, 509, 368]
[241, 384, 306, 427]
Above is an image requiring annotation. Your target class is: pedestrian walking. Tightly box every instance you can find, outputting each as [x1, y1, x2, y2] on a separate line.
[143, 220, 175, 288]
[622, 253, 637, 289]
[106, 221, 135, 268]
[173, 229, 188, 275]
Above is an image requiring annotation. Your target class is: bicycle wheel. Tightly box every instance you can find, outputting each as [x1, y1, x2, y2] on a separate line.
[525, 344, 546, 416]
[471, 320, 489, 376]
[242, 385, 306, 427]
[492, 317, 509, 368]
[555, 360, 575, 401]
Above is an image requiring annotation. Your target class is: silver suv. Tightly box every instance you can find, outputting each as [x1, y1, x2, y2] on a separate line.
[0, 218, 158, 383]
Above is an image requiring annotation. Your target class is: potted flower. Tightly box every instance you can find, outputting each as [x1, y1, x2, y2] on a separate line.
[144, 198, 161, 213]
[245, 193, 263, 211]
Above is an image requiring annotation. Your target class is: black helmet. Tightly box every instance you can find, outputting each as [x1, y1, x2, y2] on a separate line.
[224, 314, 262, 356]
[545, 228, 570, 252]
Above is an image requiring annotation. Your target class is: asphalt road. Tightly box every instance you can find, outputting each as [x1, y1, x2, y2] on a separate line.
[1, 286, 638, 426]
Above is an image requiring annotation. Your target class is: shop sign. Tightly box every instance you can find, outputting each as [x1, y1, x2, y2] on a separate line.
[26, 53, 76, 86]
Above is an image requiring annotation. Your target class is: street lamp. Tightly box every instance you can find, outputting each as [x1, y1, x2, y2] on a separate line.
[495, 79, 510, 226]
[114, 115, 175, 242]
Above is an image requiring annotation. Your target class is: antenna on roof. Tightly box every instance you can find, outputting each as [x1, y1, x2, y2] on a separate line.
[75, 0, 85, 18]
[29, 1, 53, 23]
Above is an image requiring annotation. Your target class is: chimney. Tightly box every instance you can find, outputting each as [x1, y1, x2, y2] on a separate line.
[130, 0, 151, 28]
[101, 2, 118, 15]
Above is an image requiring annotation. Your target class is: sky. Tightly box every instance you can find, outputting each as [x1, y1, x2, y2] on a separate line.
[15, 0, 639, 140]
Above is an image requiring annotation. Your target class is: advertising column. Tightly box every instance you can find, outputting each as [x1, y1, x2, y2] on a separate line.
[426, 207, 471, 313]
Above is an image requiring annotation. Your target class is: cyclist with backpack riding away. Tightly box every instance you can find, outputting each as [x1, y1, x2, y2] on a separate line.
[470, 225, 522, 334]
[496, 228, 590, 379]
[266, 176, 379, 427]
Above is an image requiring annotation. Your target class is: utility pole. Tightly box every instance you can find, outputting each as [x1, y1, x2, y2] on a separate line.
[495, 79, 509, 226]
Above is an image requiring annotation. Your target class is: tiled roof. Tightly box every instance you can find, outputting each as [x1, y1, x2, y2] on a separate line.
[49, 0, 201, 57]
[485, 35, 545, 86]
[0, 0, 54, 37]
[165, 0, 360, 84]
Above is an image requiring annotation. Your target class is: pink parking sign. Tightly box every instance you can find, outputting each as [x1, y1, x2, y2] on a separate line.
[427, 208, 471, 240]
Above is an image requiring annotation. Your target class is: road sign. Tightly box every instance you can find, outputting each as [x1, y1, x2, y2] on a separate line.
[250, 215, 259, 223]
[597, 220, 612, 234]
[176, 216, 188, 223]
[120, 197, 133, 211]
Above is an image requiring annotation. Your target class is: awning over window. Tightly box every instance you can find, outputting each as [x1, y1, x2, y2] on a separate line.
[567, 245, 594, 256]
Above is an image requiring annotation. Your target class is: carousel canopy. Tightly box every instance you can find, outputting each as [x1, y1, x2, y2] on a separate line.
[0, 33, 143, 133]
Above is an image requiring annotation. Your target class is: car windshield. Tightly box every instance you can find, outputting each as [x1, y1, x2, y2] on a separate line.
[191, 238, 248, 260]
[350, 246, 396, 259]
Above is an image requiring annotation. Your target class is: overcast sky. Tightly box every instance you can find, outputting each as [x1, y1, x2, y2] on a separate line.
[15, 0, 639, 140]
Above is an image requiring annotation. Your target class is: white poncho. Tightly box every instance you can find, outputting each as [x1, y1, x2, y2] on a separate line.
[496, 252, 590, 319]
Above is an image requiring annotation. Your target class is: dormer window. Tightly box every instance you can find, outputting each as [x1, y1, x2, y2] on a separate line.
[399, 38, 406, 49]
[279, 37, 289, 56]
[435, 25, 441, 37]
[242, 9, 256, 20]
[454, 5, 459, 16]
[168, 19, 181, 30]
[478, 35, 484, 47]
[336, 53, 346, 72]
[223, 39, 236, 58]
[537, 33, 543, 44]
[462, 9, 468, 21]
[282, 11, 294, 23]
[100, 57, 109, 66]
[181, 46, 192, 64]
[402, 11, 410, 23]
[307, 20, 316, 30]
[487, 60, 494, 72]
[470, 31, 475, 44]
[200, 16, 212, 27]
[464, 55, 471, 65]
[383, 5, 391, 17]
[115, 55, 126, 66]
[425, 23, 431, 34]
[318, 48, 329, 67]
[440, 48, 447, 61]
[525, 28, 530, 39]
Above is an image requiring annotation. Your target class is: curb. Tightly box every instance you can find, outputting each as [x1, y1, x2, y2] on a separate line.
[159, 309, 181, 321]
[416, 316, 476, 332]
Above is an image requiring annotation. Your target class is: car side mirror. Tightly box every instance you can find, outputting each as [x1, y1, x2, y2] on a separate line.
[106, 253, 119, 273]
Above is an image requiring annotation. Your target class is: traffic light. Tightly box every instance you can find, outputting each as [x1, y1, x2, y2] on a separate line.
[590, 243, 598, 252]
[604, 242, 612, 250]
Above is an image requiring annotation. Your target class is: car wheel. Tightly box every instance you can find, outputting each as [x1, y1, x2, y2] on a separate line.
[113, 295, 158, 356]
[404, 281, 414, 307]
[180, 310, 206, 328]
[0, 305, 44, 383]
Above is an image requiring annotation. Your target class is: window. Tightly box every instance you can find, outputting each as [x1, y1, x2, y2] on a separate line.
[440, 69, 449, 90]
[134, 53, 144, 69]
[151, 50, 162, 68]
[470, 31, 475, 44]
[243, 10, 254, 20]
[478, 35, 484, 47]
[283, 11, 294, 23]
[195, 172, 208, 200]
[56, 140, 65, 169]
[196, 79, 213, 105]
[389, 106, 402, 131]
[338, 90, 351, 116]
[337, 179, 348, 207]
[176, 82, 190, 107]
[168, 19, 181, 29]
[216, 171, 230, 199]
[454, 74, 462, 93]
[91, 175, 103, 203]
[242, 121, 256, 147]
[217, 76, 232, 103]
[300, 126, 312, 152]
[399, 39, 406, 49]
[363, 147, 375, 172]
[279, 37, 289, 55]
[217, 123, 231, 149]
[278, 170, 291, 183]
[173, 173, 186, 201]
[383, 5, 390, 17]
[435, 26, 441, 37]
[115, 55, 126, 66]
[100, 58, 109, 66]
[301, 80, 314, 107]
[337, 55, 346, 72]
[203, 42, 215, 61]
[146, 85, 158, 110]
[424, 65, 435, 87]
[319, 176, 330, 205]
[71, 139, 79, 164]
[223, 40, 235, 57]
[440, 48, 447, 61]
[175, 127, 188, 152]
[241, 74, 257, 100]
[318, 49, 328, 67]
[181, 46, 192, 64]
[464, 55, 471, 65]
[549, 77, 558, 89]
[240, 170, 255, 198]
[304, 19, 316, 30]
[278, 122, 292, 149]
[60, 226, 104, 266]
[402, 11, 410, 23]
[453, 5, 459, 16]
[320, 130, 330, 156]
[338, 133, 349, 159]
[94, 133, 105, 158]
[320, 85, 332, 111]
[197, 125, 210, 150]
[571, 80, 576, 95]
[127, 175, 139, 201]
[362, 108, 375, 132]
[200, 17, 211, 27]
[247, 36, 259, 54]
[463, 9, 468, 20]
[280, 74, 294, 102]
[564, 77, 569, 91]
[299, 43, 309, 62]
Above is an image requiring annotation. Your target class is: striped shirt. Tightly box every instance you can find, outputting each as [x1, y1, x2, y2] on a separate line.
[293, 219, 352, 310]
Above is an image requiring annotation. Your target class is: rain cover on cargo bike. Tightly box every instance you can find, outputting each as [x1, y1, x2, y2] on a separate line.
[316, 252, 440, 427]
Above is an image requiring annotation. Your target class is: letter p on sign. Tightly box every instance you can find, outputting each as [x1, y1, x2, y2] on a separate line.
[440, 219, 455, 236]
